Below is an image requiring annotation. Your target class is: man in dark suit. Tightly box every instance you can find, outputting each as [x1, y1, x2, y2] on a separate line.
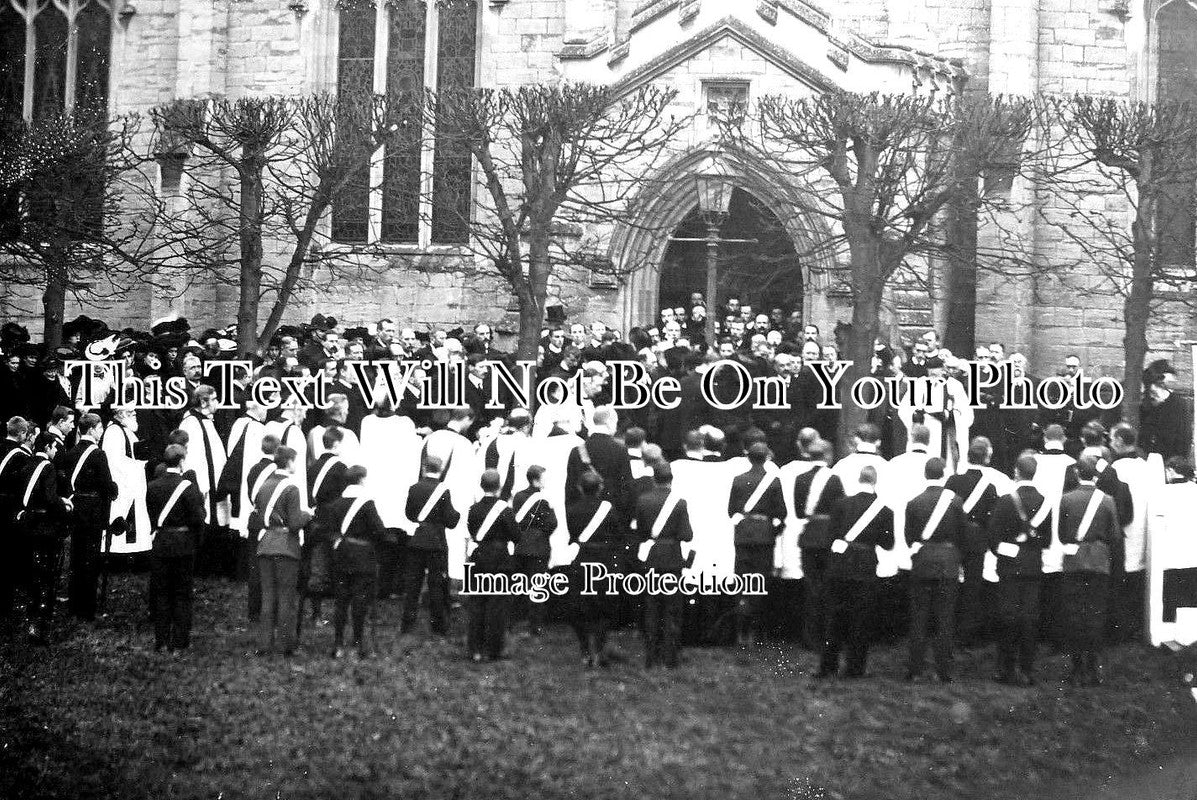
[634, 462, 693, 668]
[511, 465, 557, 637]
[988, 453, 1052, 686]
[565, 407, 634, 523]
[16, 432, 73, 644]
[145, 444, 206, 653]
[818, 465, 893, 678]
[794, 439, 845, 650]
[905, 457, 967, 682]
[1058, 455, 1123, 686]
[945, 437, 1002, 645]
[402, 454, 461, 636]
[59, 413, 119, 622]
[727, 442, 786, 646]
[464, 469, 520, 662]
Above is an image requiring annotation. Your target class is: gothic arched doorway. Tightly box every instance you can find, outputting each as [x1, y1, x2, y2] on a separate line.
[658, 187, 803, 321]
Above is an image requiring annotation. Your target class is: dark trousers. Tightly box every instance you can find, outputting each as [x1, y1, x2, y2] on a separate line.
[333, 571, 376, 648]
[644, 590, 684, 667]
[68, 522, 104, 621]
[150, 553, 194, 650]
[1109, 570, 1144, 644]
[956, 550, 989, 644]
[198, 524, 236, 579]
[800, 549, 830, 650]
[466, 593, 507, 659]
[241, 538, 262, 622]
[27, 535, 63, 637]
[908, 578, 958, 679]
[734, 544, 773, 641]
[570, 560, 615, 660]
[377, 529, 405, 599]
[996, 577, 1040, 678]
[258, 556, 300, 654]
[820, 578, 877, 676]
[402, 548, 448, 634]
[1061, 572, 1109, 660]
[513, 553, 550, 631]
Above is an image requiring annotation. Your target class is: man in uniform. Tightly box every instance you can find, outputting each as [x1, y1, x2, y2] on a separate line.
[566, 471, 625, 668]
[16, 432, 73, 644]
[905, 458, 967, 682]
[402, 455, 461, 636]
[511, 465, 557, 636]
[59, 413, 118, 621]
[1058, 455, 1123, 686]
[728, 442, 786, 645]
[989, 454, 1052, 686]
[464, 470, 520, 662]
[0, 418, 33, 625]
[145, 444, 205, 653]
[945, 437, 1005, 645]
[249, 446, 312, 656]
[634, 462, 693, 668]
[793, 439, 845, 650]
[818, 466, 893, 678]
[325, 465, 388, 659]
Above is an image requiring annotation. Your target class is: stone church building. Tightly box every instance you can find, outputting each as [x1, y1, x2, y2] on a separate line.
[1, 0, 1195, 376]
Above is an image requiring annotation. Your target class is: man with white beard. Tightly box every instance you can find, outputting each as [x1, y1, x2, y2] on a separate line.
[100, 407, 150, 555]
[180, 385, 230, 576]
[897, 360, 972, 474]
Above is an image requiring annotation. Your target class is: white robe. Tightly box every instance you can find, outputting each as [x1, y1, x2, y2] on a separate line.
[264, 420, 308, 512]
[896, 378, 973, 474]
[776, 460, 819, 579]
[225, 416, 266, 537]
[1112, 455, 1162, 574]
[179, 411, 229, 526]
[420, 428, 482, 581]
[100, 422, 150, 554]
[1147, 481, 1197, 646]
[308, 425, 362, 468]
[359, 413, 420, 529]
[1032, 450, 1074, 574]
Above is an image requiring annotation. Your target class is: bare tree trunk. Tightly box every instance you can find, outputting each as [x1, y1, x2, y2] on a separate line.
[839, 233, 885, 455]
[260, 200, 325, 349]
[42, 260, 67, 352]
[236, 162, 264, 355]
[1123, 202, 1155, 427]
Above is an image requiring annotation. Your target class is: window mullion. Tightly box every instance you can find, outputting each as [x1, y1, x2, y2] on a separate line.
[368, 0, 389, 244]
[418, 0, 438, 249]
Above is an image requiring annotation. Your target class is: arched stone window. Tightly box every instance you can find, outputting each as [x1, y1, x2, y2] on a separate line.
[0, 0, 112, 121]
[331, 0, 478, 246]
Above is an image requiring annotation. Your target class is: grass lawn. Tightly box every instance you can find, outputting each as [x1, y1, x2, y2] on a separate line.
[1, 574, 1195, 800]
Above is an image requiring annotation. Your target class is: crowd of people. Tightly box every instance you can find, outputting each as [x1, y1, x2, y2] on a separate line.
[0, 297, 1193, 686]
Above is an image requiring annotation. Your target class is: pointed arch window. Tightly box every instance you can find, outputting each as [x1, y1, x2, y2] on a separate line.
[331, 0, 478, 247]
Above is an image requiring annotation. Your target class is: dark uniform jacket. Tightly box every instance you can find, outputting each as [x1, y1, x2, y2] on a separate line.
[405, 476, 461, 551]
[511, 487, 557, 559]
[466, 496, 519, 572]
[727, 465, 786, 544]
[1097, 457, 1134, 528]
[566, 496, 626, 563]
[1058, 484, 1124, 575]
[987, 484, 1051, 579]
[793, 465, 845, 519]
[944, 469, 1000, 528]
[325, 489, 387, 574]
[15, 453, 71, 535]
[904, 485, 967, 550]
[0, 443, 31, 523]
[145, 470, 205, 557]
[827, 491, 894, 580]
[309, 453, 350, 508]
[58, 437, 118, 521]
[250, 473, 312, 560]
[633, 485, 693, 574]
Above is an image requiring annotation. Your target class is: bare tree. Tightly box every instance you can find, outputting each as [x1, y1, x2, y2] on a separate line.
[727, 91, 1035, 446]
[151, 93, 409, 354]
[421, 83, 690, 359]
[0, 106, 163, 349]
[1039, 95, 1197, 426]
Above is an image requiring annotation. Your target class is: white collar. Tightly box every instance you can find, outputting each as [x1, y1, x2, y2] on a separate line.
[342, 485, 367, 498]
[1043, 443, 1064, 452]
[855, 443, 879, 454]
[1014, 480, 1035, 488]
[927, 478, 947, 488]
[165, 467, 183, 475]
